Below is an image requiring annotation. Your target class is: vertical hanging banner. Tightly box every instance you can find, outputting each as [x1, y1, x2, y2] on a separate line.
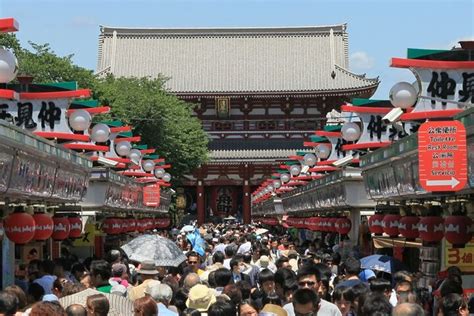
[418, 120, 467, 191]
[143, 184, 161, 207]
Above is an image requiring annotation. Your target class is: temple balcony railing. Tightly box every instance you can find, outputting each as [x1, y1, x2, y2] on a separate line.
[201, 119, 317, 133]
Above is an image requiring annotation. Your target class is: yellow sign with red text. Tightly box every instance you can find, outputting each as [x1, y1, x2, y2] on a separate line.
[443, 239, 474, 272]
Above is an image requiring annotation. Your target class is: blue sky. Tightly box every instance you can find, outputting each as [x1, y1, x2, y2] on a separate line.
[1, 0, 473, 99]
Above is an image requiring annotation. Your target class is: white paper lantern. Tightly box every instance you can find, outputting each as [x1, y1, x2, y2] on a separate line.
[290, 164, 301, 176]
[0, 47, 18, 83]
[273, 180, 281, 189]
[315, 144, 331, 159]
[142, 159, 155, 172]
[303, 153, 317, 167]
[341, 122, 361, 142]
[90, 123, 111, 143]
[115, 141, 132, 157]
[162, 173, 171, 182]
[267, 185, 274, 192]
[389, 82, 418, 109]
[68, 109, 91, 131]
[280, 173, 290, 183]
[154, 168, 165, 178]
[129, 149, 142, 164]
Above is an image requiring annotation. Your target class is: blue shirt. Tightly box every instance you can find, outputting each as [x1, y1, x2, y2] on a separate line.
[158, 303, 178, 316]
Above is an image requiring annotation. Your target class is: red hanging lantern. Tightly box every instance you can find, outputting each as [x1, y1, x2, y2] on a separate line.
[103, 218, 122, 235]
[326, 218, 334, 232]
[330, 218, 339, 233]
[444, 216, 473, 248]
[52, 216, 71, 241]
[3, 212, 36, 244]
[128, 219, 137, 232]
[399, 216, 419, 239]
[136, 219, 146, 232]
[143, 218, 151, 231]
[418, 216, 444, 242]
[304, 217, 315, 231]
[323, 218, 331, 232]
[33, 213, 54, 241]
[156, 218, 170, 229]
[121, 219, 129, 233]
[383, 214, 401, 237]
[336, 218, 352, 235]
[315, 218, 323, 231]
[68, 217, 82, 239]
[318, 218, 326, 232]
[368, 214, 384, 235]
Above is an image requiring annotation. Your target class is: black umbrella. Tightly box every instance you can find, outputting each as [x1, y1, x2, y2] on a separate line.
[121, 234, 186, 267]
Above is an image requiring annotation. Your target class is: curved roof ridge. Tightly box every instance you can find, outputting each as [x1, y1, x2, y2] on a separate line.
[334, 64, 379, 83]
[99, 24, 348, 36]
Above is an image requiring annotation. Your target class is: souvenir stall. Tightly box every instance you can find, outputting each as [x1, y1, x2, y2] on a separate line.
[0, 17, 174, 287]
[0, 120, 92, 288]
[361, 43, 474, 290]
[77, 167, 170, 258]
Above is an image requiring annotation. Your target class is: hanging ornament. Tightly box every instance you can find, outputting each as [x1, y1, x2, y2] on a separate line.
[3, 212, 35, 244]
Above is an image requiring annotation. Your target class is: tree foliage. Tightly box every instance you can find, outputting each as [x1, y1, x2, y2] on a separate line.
[0, 33, 96, 88]
[0, 33, 208, 181]
[93, 76, 208, 180]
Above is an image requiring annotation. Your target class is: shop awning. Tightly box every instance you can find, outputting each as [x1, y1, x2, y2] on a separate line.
[373, 236, 422, 249]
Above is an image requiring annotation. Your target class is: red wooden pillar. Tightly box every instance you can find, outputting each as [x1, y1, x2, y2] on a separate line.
[94, 236, 103, 258]
[243, 180, 251, 224]
[51, 240, 61, 259]
[197, 180, 205, 225]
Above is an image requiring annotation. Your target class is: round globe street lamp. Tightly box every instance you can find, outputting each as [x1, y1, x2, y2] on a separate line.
[315, 144, 331, 160]
[129, 149, 142, 164]
[115, 141, 132, 157]
[68, 109, 91, 132]
[142, 159, 155, 172]
[90, 123, 111, 143]
[303, 153, 317, 167]
[154, 168, 165, 178]
[280, 173, 291, 183]
[0, 47, 18, 83]
[341, 122, 361, 142]
[273, 180, 281, 189]
[290, 164, 301, 176]
[162, 173, 171, 182]
[389, 82, 418, 109]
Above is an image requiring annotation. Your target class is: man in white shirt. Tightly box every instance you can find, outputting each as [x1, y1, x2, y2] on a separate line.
[283, 263, 341, 316]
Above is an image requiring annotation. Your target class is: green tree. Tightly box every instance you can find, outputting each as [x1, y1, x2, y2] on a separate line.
[0, 33, 96, 88]
[93, 75, 209, 181]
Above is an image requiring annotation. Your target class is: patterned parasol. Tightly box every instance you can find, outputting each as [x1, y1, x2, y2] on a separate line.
[59, 288, 133, 315]
[121, 234, 186, 267]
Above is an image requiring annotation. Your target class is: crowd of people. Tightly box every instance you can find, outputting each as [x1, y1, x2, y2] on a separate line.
[0, 222, 472, 316]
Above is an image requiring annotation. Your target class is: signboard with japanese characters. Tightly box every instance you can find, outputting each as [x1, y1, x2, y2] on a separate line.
[414, 68, 473, 112]
[143, 184, 160, 207]
[418, 121, 467, 192]
[1, 98, 70, 133]
[444, 239, 474, 273]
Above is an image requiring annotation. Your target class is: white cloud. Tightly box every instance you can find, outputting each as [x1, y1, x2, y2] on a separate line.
[350, 51, 375, 71]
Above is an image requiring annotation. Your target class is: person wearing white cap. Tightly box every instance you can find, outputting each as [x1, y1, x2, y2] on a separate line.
[145, 283, 178, 316]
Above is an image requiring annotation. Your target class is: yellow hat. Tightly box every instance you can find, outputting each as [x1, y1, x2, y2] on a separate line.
[186, 284, 216, 312]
